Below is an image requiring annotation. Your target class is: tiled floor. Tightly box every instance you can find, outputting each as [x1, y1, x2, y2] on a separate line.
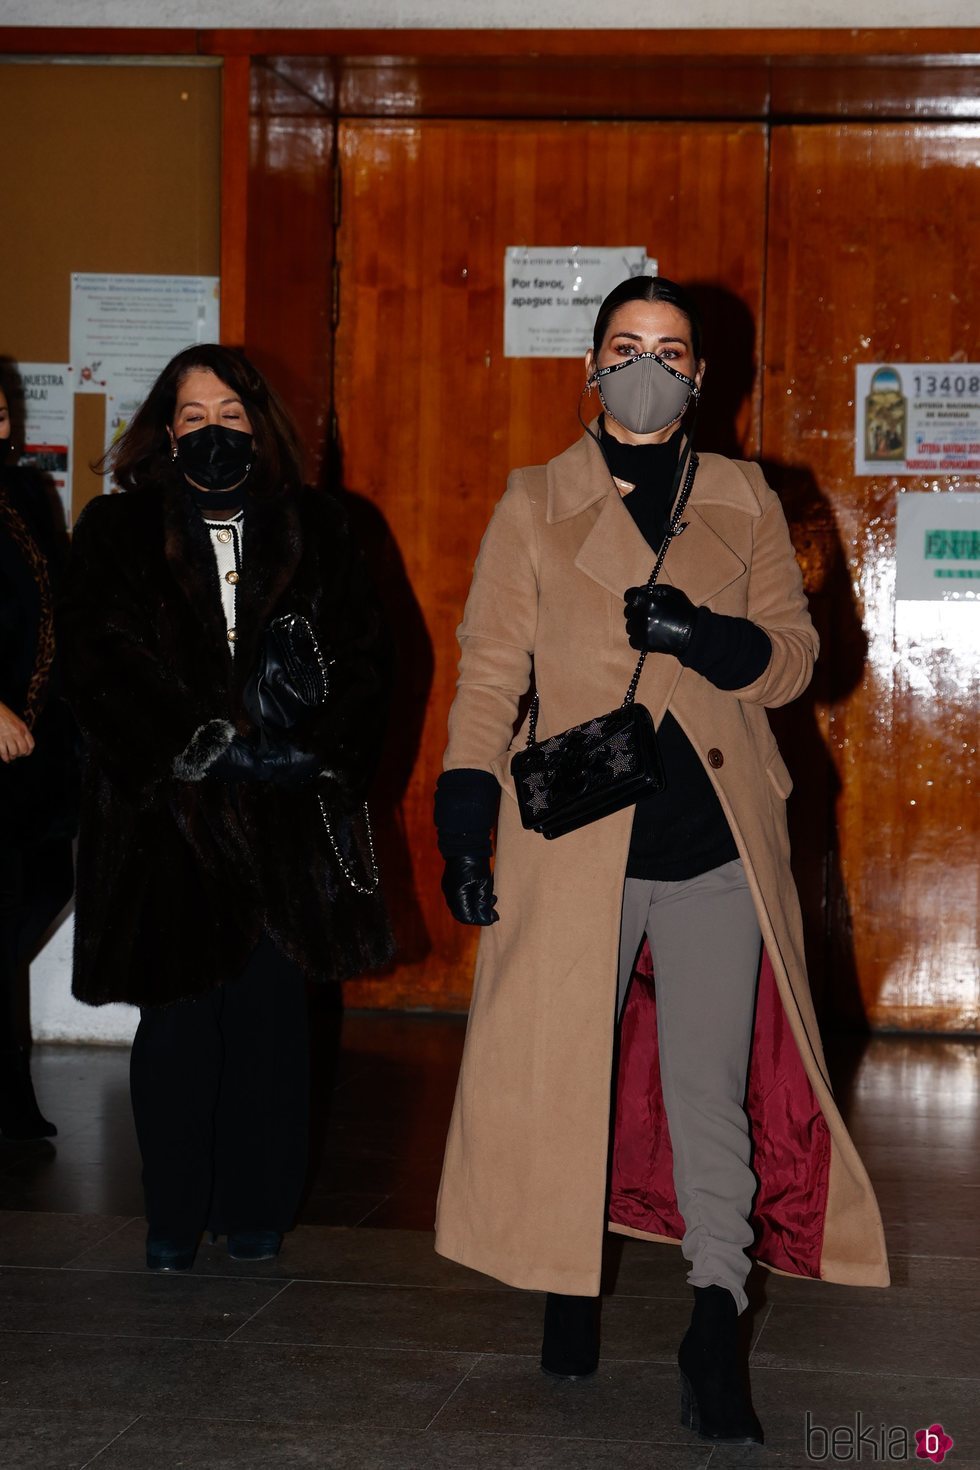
[0, 1017, 977, 1468]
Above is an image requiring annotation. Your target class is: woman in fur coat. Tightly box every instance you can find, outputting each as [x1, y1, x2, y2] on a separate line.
[60, 345, 393, 1271]
[434, 277, 888, 1446]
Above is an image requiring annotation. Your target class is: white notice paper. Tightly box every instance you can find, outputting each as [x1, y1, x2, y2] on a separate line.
[855, 363, 980, 476]
[103, 389, 146, 463]
[13, 362, 73, 526]
[504, 247, 657, 358]
[71, 273, 221, 396]
[895, 491, 980, 601]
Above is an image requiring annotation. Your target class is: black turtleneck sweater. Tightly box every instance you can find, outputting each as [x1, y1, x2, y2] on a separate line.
[598, 418, 772, 880]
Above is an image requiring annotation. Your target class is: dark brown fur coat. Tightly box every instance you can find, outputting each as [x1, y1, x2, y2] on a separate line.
[59, 472, 395, 1007]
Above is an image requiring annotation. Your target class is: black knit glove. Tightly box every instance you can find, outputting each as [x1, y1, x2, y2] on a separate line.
[441, 855, 499, 926]
[208, 734, 320, 787]
[624, 584, 698, 655]
[434, 769, 501, 924]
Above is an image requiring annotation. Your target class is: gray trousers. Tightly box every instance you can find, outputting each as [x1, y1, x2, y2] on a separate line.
[617, 859, 761, 1314]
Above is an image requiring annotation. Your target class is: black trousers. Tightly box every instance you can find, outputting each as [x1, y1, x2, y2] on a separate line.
[130, 934, 310, 1238]
[0, 837, 74, 1049]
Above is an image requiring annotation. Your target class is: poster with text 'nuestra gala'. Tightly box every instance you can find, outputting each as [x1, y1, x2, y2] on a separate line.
[14, 362, 73, 526]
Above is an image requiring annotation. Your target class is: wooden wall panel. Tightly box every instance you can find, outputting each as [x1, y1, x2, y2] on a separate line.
[763, 124, 980, 1032]
[221, 54, 251, 345]
[246, 67, 334, 484]
[334, 120, 768, 1008]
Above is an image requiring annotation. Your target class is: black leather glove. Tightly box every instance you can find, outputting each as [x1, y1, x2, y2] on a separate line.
[207, 734, 320, 787]
[206, 734, 264, 782]
[258, 739, 321, 788]
[624, 584, 698, 655]
[441, 855, 499, 926]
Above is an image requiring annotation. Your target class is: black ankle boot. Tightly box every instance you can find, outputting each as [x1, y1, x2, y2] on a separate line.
[677, 1284, 764, 1444]
[227, 1229, 282, 1262]
[145, 1231, 199, 1271]
[540, 1292, 600, 1378]
[0, 1046, 57, 1140]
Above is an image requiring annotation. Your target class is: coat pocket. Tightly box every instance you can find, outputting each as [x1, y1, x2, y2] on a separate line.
[765, 745, 794, 800]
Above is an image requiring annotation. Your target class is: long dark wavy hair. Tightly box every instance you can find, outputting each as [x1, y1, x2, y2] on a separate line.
[97, 344, 304, 494]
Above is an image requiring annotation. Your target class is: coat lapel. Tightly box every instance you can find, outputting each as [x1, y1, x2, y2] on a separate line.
[553, 429, 750, 608]
[231, 488, 304, 704]
[661, 451, 759, 602]
[161, 475, 233, 693]
[658, 503, 746, 602]
[549, 430, 757, 726]
[160, 474, 305, 712]
[573, 477, 659, 597]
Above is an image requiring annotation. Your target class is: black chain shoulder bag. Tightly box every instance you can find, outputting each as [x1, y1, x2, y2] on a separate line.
[511, 448, 698, 841]
[245, 613, 380, 894]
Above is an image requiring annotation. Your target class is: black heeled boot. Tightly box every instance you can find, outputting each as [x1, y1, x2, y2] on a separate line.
[677, 1284, 764, 1444]
[145, 1231, 199, 1271]
[227, 1229, 282, 1262]
[0, 1046, 57, 1140]
[540, 1292, 600, 1378]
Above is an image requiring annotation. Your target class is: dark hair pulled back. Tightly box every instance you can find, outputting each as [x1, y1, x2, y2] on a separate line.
[98, 343, 304, 494]
[592, 275, 704, 361]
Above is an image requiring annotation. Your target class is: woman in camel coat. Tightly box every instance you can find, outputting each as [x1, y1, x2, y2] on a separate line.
[433, 276, 888, 1445]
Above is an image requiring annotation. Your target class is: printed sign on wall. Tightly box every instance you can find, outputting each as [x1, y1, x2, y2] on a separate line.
[504, 247, 657, 358]
[895, 491, 980, 600]
[70, 273, 220, 397]
[856, 363, 980, 476]
[13, 362, 73, 525]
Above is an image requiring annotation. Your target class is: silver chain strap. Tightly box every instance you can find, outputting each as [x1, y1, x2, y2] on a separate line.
[273, 612, 334, 699]
[525, 448, 699, 746]
[279, 614, 378, 896]
[292, 611, 333, 691]
[618, 448, 698, 709]
[317, 796, 380, 895]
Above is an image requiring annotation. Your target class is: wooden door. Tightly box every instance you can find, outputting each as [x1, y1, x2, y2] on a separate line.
[333, 120, 768, 1008]
[763, 124, 980, 1032]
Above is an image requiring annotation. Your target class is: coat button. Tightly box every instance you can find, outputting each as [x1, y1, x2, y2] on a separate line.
[216, 528, 232, 544]
[225, 570, 239, 585]
[707, 748, 724, 768]
[227, 628, 237, 643]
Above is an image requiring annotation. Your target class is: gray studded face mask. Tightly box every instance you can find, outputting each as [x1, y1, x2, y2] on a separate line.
[591, 352, 698, 436]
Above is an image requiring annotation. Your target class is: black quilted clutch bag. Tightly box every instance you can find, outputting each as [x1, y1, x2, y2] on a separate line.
[512, 703, 665, 840]
[510, 447, 697, 841]
[244, 614, 379, 894]
[243, 613, 332, 732]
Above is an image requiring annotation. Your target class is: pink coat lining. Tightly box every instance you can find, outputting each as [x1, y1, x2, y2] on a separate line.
[610, 944, 832, 1278]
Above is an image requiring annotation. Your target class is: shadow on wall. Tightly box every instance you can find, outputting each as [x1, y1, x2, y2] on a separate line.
[686, 286, 869, 1033]
[319, 434, 436, 977]
[231, 339, 437, 986]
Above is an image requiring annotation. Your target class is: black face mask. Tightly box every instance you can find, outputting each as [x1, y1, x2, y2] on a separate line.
[174, 424, 253, 491]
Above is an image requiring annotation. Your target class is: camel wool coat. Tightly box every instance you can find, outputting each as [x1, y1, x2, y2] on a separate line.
[434, 427, 890, 1297]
